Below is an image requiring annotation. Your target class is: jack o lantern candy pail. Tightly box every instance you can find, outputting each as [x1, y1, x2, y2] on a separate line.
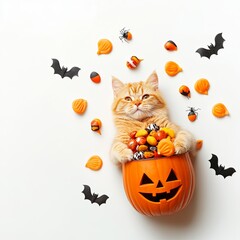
[122, 153, 195, 216]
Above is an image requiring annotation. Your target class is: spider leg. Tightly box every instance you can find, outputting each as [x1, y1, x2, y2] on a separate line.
[120, 28, 125, 34]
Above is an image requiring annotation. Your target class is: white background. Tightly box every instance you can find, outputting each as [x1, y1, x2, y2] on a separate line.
[0, 0, 240, 239]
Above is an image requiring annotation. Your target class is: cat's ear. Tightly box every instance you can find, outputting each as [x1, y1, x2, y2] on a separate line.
[112, 76, 124, 96]
[146, 71, 159, 90]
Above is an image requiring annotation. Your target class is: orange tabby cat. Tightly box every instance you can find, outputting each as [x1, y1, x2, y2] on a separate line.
[110, 71, 196, 164]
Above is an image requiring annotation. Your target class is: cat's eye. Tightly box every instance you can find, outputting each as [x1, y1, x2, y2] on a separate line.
[125, 96, 132, 101]
[142, 94, 150, 100]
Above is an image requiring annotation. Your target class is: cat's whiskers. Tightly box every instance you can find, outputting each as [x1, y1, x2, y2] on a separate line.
[128, 105, 155, 121]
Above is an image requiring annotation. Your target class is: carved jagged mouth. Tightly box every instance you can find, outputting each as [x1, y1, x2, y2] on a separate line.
[139, 185, 181, 202]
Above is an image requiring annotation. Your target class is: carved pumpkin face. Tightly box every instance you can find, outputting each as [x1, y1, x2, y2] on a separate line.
[139, 169, 182, 203]
[122, 153, 195, 216]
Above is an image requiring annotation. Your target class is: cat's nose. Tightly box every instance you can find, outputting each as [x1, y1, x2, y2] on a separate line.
[134, 100, 142, 107]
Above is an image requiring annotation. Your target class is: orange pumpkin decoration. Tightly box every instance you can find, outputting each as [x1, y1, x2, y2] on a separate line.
[122, 153, 195, 216]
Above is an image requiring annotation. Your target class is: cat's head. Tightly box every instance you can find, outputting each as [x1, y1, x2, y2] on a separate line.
[112, 71, 167, 121]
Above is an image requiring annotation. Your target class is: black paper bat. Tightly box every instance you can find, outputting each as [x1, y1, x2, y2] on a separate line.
[51, 58, 80, 79]
[82, 185, 109, 206]
[209, 154, 236, 178]
[196, 33, 225, 59]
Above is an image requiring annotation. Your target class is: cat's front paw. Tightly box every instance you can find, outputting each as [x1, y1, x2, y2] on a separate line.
[119, 148, 133, 163]
[174, 141, 188, 155]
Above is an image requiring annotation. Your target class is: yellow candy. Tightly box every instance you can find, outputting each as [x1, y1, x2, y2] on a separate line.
[166, 136, 171, 141]
[138, 145, 148, 151]
[147, 135, 158, 146]
[135, 129, 148, 137]
[161, 128, 175, 138]
[144, 151, 154, 158]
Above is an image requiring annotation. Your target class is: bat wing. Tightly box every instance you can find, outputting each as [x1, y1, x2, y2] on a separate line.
[221, 167, 236, 178]
[209, 154, 219, 172]
[196, 48, 212, 59]
[51, 58, 64, 76]
[214, 33, 225, 51]
[95, 194, 109, 206]
[82, 185, 93, 201]
[65, 67, 81, 79]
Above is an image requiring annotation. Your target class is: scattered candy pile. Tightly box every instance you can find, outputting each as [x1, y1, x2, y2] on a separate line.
[127, 123, 176, 160]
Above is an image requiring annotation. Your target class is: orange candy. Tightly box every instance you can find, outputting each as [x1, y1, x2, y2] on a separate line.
[164, 40, 177, 51]
[97, 39, 113, 55]
[194, 78, 210, 95]
[157, 139, 175, 157]
[165, 61, 182, 76]
[91, 118, 102, 134]
[196, 140, 203, 150]
[179, 85, 191, 98]
[126, 56, 143, 69]
[85, 155, 103, 171]
[212, 103, 229, 118]
[72, 98, 87, 115]
[90, 72, 101, 84]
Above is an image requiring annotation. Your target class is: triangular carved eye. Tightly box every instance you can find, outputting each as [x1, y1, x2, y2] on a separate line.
[140, 173, 154, 185]
[166, 169, 178, 182]
[156, 180, 163, 188]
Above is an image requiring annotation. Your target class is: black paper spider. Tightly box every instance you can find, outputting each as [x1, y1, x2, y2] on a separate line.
[119, 27, 132, 42]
